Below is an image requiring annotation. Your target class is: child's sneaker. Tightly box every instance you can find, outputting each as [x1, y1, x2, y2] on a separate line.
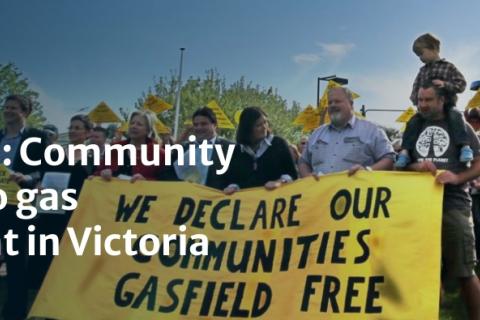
[395, 153, 410, 168]
[460, 146, 474, 163]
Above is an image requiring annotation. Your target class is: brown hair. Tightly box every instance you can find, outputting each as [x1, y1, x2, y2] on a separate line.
[70, 114, 93, 131]
[5, 94, 33, 115]
[413, 33, 440, 55]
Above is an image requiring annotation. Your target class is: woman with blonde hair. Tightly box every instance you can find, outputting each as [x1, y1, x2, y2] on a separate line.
[96, 110, 166, 181]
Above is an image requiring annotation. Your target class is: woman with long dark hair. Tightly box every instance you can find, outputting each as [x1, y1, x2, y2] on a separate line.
[223, 106, 297, 194]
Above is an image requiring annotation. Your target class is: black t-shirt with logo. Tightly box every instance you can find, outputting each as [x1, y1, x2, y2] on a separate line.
[411, 119, 480, 210]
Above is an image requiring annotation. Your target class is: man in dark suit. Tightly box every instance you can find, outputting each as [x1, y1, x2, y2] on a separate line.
[0, 94, 48, 320]
[162, 107, 234, 190]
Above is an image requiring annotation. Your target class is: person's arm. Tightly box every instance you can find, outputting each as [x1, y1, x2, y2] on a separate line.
[437, 123, 480, 184]
[348, 126, 395, 175]
[264, 138, 298, 190]
[407, 160, 437, 175]
[410, 71, 421, 105]
[298, 161, 313, 177]
[298, 137, 314, 178]
[277, 137, 298, 181]
[371, 157, 394, 170]
[436, 157, 480, 185]
[222, 146, 241, 194]
[347, 158, 393, 176]
[177, 125, 193, 144]
[443, 64, 467, 94]
[12, 130, 50, 188]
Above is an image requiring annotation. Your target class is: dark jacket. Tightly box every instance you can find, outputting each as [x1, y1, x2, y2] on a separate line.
[0, 127, 48, 188]
[223, 136, 298, 189]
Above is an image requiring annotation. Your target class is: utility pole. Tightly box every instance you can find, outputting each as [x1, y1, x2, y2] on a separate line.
[173, 48, 185, 139]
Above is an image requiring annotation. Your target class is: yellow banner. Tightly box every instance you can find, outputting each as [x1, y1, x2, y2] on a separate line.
[0, 164, 19, 205]
[30, 172, 442, 319]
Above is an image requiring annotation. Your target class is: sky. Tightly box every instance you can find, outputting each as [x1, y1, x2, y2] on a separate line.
[1, 0, 480, 133]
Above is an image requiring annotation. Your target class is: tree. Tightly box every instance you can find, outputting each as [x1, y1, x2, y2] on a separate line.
[136, 69, 303, 143]
[0, 63, 46, 127]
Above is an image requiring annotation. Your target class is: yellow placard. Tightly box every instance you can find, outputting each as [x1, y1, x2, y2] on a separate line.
[466, 90, 480, 110]
[319, 81, 360, 109]
[354, 111, 365, 119]
[207, 100, 235, 129]
[143, 95, 173, 113]
[303, 113, 320, 132]
[317, 107, 331, 125]
[234, 109, 243, 125]
[0, 165, 19, 205]
[30, 172, 441, 319]
[395, 106, 416, 123]
[293, 105, 315, 125]
[88, 102, 121, 123]
[154, 118, 170, 134]
[117, 122, 128, 133]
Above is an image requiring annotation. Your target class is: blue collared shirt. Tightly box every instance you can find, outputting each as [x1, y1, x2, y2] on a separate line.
[300, 116, 395, 174]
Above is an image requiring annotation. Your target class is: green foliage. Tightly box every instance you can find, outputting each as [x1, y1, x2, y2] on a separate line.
[136, 69, 303, 143]
[0, 63, 46, 127]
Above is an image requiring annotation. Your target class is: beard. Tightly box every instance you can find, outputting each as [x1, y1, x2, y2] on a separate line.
[419, 109, 436, 120]
[329, 112, 346, 127]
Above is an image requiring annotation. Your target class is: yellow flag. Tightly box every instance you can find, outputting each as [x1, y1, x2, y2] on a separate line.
[117, 122, 128, 133]
[88, 102, 121, 123]
[207, 100, 235, 129]
[319, 80, 360, 108]
[0, 165, 19, 205]
[143, 95, 173, 113]
[317, 107, 330, 126]
[354, 111, 365, 119]
[303, 110, 321, 132]
[293, 105, 315, 125]
[154, 118, 170, 134]
[466, 90, 480, 110]
[395, 106, 416, 123]
[234, 109, 243, 125]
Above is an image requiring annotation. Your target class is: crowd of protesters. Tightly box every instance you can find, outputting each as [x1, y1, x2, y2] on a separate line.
[0, 32, 480, 319]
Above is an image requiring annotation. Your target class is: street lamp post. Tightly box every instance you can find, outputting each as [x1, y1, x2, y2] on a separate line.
[316, 75, 348, 107]
[173, 48, 185, 140]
